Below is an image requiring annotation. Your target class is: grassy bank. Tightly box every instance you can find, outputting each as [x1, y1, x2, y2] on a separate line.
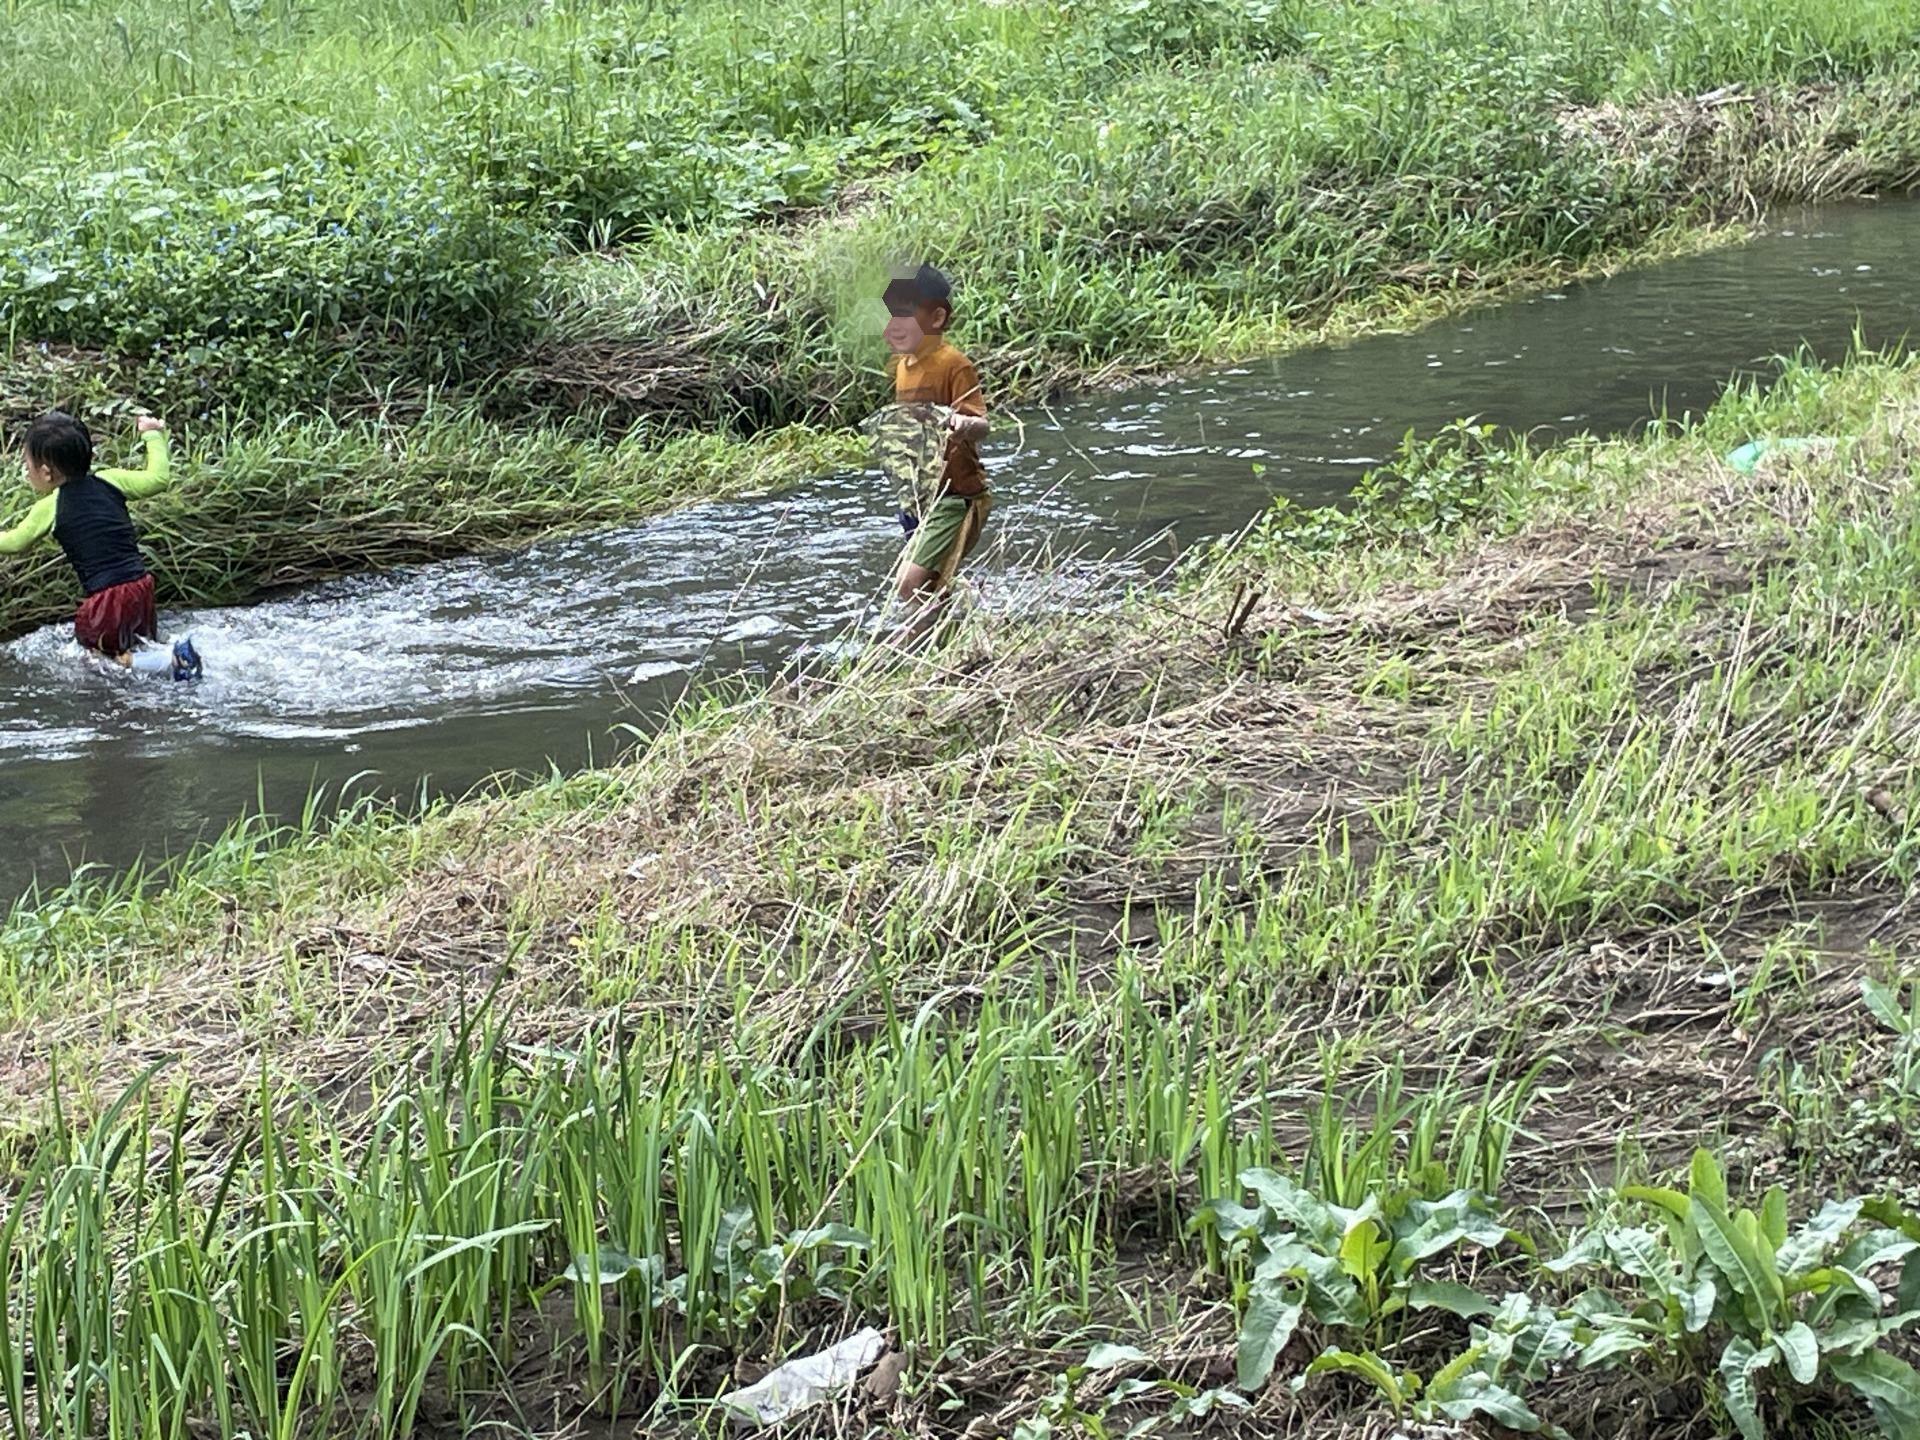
[3, 349, 1919, 1436]
[8, 0, 1920, 425]
[6, 0, 1920, 629]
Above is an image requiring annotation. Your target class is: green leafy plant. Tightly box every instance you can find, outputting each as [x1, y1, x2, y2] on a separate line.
[1194, 1169, 1520, 1390]
[1273, 1293, 1578, 1436]
[1232, 419, 1522, 560]
[1551, 1148, 1920, 1439]
[1011, 1344, 1250, 1440]
[1863, 975, 1920, 1095]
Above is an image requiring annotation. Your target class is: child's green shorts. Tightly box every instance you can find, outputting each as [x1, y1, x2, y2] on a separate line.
[909, 492, 993, 582]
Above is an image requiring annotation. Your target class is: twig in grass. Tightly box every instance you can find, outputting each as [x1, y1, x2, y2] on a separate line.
[1223, 583, 1262, 642]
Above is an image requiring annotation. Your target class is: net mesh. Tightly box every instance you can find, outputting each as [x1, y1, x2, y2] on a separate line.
[859, 402, 952, 516]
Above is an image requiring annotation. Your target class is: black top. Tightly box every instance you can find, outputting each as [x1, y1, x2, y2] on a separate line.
[54, 475, 147, 595]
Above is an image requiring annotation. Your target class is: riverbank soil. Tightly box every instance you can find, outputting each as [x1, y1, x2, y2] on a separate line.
[3, 354, 1917, 1436]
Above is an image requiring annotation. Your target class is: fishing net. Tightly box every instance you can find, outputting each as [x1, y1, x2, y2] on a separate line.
[859, 401, 953, 517]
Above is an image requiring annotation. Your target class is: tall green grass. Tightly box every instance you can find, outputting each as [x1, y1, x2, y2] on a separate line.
[0, 976, 1553, 1437]
[6, 0, 1920, 421]
[0, 991, 1271, 1435]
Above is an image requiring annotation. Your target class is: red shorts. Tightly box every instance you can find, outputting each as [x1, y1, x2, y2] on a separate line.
[74, 574, 158, 656]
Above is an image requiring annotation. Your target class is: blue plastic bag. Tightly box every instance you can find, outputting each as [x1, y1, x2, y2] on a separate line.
[1724, 437, 1830, 475]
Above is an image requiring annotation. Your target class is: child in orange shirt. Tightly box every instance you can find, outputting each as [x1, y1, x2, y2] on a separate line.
[881, 264, 991, 622]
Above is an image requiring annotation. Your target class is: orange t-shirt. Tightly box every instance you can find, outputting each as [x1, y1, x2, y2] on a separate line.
[889, 336, 987, 496]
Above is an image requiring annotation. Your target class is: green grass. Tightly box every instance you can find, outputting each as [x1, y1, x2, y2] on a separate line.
[13, 0, 1920, 420]
[3, 347, 1920, 1435]
[4, 0, 1920, 623]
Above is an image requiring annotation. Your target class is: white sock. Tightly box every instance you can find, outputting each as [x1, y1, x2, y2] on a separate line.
[129, 648, 173, 676]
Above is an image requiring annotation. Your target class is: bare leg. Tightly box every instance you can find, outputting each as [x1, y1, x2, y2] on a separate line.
[890, 495, 988, 650]
[889, 562, 949, 648]
[894, 561, 939, 605]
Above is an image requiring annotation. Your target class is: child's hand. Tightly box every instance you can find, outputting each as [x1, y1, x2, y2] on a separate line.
[135, 416, 167, 435]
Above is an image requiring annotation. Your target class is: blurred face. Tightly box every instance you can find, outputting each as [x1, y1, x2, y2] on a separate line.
[883, 301, 947, 354]
[883, 306, 923, 354]
[22, 452, 55, 495]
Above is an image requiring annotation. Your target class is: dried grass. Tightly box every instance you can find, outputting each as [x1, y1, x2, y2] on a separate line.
[9, 391, 1917, 1207]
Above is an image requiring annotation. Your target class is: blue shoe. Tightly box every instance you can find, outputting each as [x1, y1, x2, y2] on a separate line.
[170, 637, 203, 682]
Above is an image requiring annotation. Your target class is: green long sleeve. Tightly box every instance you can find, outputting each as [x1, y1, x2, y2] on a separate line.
[0, 432, 171, 555]
[99, 431, 172, 499]
[0, 491, 56, 554]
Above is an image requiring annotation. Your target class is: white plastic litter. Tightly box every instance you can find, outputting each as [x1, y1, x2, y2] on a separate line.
[721, 1327, 888, 1426]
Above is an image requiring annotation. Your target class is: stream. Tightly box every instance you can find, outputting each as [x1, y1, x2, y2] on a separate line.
[5, 200, 1920, 907]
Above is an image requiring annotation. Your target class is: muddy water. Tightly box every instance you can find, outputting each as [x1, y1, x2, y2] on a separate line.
[5, 201, 1920, 905]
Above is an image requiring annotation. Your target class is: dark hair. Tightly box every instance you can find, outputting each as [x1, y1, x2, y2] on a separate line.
[24, 412, 92, 481]
[882, 262, 954, 321]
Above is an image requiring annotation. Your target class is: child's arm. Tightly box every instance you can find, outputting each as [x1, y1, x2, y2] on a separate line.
[946, 361, 989, 442]
[0, 492, 56, 555]
[99, 420, 172, 500]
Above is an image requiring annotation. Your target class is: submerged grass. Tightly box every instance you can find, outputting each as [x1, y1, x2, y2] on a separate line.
[3, 347, 1919, 1434]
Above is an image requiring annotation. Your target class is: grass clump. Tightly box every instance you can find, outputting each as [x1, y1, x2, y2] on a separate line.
[0, 153, 544, 402]
[2, 347, 1920, 1434]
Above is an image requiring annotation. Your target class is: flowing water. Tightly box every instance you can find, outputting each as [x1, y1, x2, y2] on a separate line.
[5, 200, 1920, 905]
